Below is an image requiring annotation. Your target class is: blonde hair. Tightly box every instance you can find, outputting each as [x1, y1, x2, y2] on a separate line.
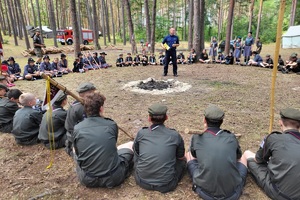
[53, 58, 59, 62]
[19, 93, 36, 106]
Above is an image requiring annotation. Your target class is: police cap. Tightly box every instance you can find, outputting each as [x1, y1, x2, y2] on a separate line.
[76, 82, 96, 93]
[280, 108, 300, 121]
[148, 103, 168, 116]
[204, 104, 225, 121]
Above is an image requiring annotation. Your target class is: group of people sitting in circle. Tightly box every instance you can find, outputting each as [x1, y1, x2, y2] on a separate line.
[0, 81, 300, 200]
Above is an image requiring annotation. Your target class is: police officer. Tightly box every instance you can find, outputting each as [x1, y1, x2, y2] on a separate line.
[33, 30, 46, 65]
[133, 103, 186, 193]
[0, 88, 22, 133]
[186, 105, 247, 199]
[12, 93, 43, 145]
[243, 108, 300, 200]
[38, 92, 68, 149]
[161, 28, 180, 77]
[73, 92, 134, 188]
[64, 82, 96, 156]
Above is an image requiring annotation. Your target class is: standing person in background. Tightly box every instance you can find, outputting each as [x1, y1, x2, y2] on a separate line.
[161, 28, 180, 77]
[209, 37, 218, 63]
[256, 37, 262, 54]
[32, 30, 45, 65]
[243, 32, 254, 64]
[234, 37, 242, 64]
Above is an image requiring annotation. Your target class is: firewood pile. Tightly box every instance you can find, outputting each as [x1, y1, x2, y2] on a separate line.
[21, 45, 95, 57]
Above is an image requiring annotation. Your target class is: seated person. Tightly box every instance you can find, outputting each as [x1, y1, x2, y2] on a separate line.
[158, 51, 165, 65]
[242, 108, 300, 200]
[7, 57, 23, 81]
[99, 52, 112, 68]
[186, 105, 247, 200]
[73, 92, 134, 188]
[215, 52, 225, 64]
[148, 53, 157, 65]
[116, 54, 125, 67]
[199, 49, 210, 63]
[133, 54, 141, 66]
[0, 88, 22, 133]
[40, 55, 55, 77]
[261, 54, 273, 68]
[51, 58, 63, 77]
[188, 48, 197, 64]
[38, 92, 68, 149]
[59, 53, 72, 74]
[247, 51, 263, 66]
[278, 54, 285, 66]
[224, 52, 234, 65]
[0, 83, 8, 98]
[23, 58, 41, 81]
[133, 103, 186, 193]
[282, 53, 300, 74]
[125, 53, 133, 66]
[12, 93, 43, 145]
[91, 52, 100, 69]
[83, 53, 93, 69]
[141, 53, 148, 66]
[73, 53, 87, 73]
[1, 61, 15, 87]
[177, 52, 186, 64]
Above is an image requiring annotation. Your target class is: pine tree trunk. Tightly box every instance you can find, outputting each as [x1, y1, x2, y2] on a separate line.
[70, 0, 81, 56]
[124, 0, 137, 54]
[86, 0, 93, 30]
[48, 0, 58, 47]
[289, 0, 297, 27]
[101, 0, 107, 46]
[16, 0, 31, 49]
[61, 0, 66, 28]
[104, 0, 111, 43]
[13, 0, 22, 39]
[36, 0, 44, 43]
[255, 0, 263, 40]
[225, 0, 235, 55]
[30, 0, 37, 27]
[184, 0, 187, 41]
[173, 0, 176, 29]
[109, 0, 116, 45]
[121, 0, 126, 45]
[193, 0, 200, 59]
[248, 0, 254, 32]
[217, 0, 223, 42]
[188, 0, 193, 50]
[144, 0, 151, 43]
[199, 0, 205, 50]
[6, 0, 18, 45]
[56, 0, 60, 29]
[77, 0, 83, 44]
[92, 0, 101, 49]
[117, 0, 121, 37]
[150, 0, 157, 53]
[4, 0, 11, 36]
[0, 0, 6, 35]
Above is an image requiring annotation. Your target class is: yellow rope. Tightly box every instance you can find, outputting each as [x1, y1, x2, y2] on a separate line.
[46, 77, 55, 169]
[269, 0, 286, 133]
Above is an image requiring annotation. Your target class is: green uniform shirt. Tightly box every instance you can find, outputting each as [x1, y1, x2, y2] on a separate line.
[73, 116, 120, 177]
[38, 106, 67, 141]
[190, 127, 242, 197]
[0, 98, 19, 125]
[12, 106, 42, 141]
[65, 101, 85, 140]
[255, 130, 300, 199]
[133, 124, 185, 186]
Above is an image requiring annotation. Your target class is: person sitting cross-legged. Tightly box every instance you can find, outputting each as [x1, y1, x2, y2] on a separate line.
[186, 105, 247, 200]
[133, 103, 186, 193]
[247, 51, 263, 67]
[242, 108, 300, 200]
[73, 92, 134, 188]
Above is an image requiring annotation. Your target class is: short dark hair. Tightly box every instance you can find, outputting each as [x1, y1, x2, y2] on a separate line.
[84, 92, 106, 117]
[205, 118, 223, 128]
[149, 114, 167, 124]
[7, 89, 22, 100]
[281, 118, 300, 129]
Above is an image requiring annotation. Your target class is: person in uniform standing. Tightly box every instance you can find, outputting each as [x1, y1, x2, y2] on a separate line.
[233, 37, 242, 64]
[133, 103, 186, 193]
[73, 92, 134, 188]
[242, 108, 300, 200]
[161, 28, 180, 77]
[243, 31, 254, 64]
[0, 87, 22, 133]
[186, 105, 248, 200]
[33, 30, 46, 65]
[64, 82, 96, 156]
[12, 93, 43, 145]
[38, 93, 68, 149]
[209, 37, 218, 63]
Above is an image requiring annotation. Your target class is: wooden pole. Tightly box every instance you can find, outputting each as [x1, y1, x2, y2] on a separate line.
[269, 0, 286, 133]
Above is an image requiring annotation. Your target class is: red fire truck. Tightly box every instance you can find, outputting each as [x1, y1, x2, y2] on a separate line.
[56, 29, 94, 45]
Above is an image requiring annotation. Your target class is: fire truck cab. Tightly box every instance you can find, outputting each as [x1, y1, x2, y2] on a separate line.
[56, 29, 94, 45]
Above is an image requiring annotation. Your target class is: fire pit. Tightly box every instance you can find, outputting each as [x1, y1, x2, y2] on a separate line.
[122, 78, 192, 95]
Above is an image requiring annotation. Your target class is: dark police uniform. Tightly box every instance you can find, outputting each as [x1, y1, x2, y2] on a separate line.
[74, 116, 133, 188]
[0, 96, 19, 133]
[12, 106, 42, 145]
[248, 108, 300, 200]
[162, 34, 179, 76]
[188, 105, 247, 200]
[38, 93, 67, 149]
[133, 103, 186, 193]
